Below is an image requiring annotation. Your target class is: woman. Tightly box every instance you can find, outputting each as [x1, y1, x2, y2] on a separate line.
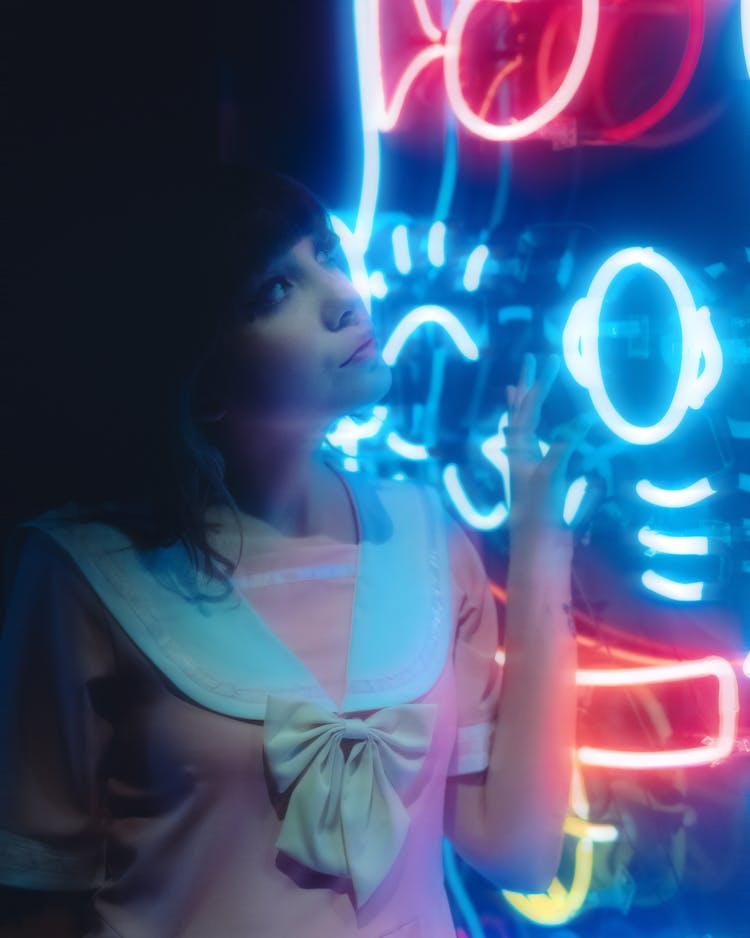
[0, 167, 585, 936]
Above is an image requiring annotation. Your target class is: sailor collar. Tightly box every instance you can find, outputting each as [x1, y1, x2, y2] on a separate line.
[23, 472, 452, 720]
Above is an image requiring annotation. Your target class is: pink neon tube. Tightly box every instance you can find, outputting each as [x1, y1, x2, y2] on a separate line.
[443, 0, 599, 140]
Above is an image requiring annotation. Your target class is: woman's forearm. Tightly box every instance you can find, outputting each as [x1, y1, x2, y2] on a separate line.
[479, 525, 577, 888]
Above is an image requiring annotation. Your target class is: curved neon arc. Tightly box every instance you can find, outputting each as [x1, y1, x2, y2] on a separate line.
[443, 0, 600, 141]
[642, 570, 704, 602]
[381, 305, 480, 365]
[635, 476, 715, 507]
[563, 247, 722, 445]
[742, 0, 750, 78]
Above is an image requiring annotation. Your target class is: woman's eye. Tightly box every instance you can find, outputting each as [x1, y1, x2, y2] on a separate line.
[315, 233, 343, 268]
[250, 277, 292, 310]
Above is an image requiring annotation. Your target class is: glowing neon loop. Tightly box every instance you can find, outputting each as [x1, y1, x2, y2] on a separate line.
[443, 0, 599, 141]
[600, 0, 705, 142]
[577, 656, 738, 769]
[462, 244, 489, 292]
[427, 221, 446, 267]
[637, 526, 709, 556]
[382, 305, 480, 365]
[636, 476, 715, 507]
[391, 224, 412, 274]
[742, 0, 750, 78]
[642, 570, 704, 602]
[563, 248, 722, 445]
[494, 640, 738, 769]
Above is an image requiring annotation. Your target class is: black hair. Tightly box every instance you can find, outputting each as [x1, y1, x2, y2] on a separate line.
[55, 165, 334, 595]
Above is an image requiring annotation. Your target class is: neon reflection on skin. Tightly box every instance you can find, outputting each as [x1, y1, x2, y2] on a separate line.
[563, 247, 723, 445]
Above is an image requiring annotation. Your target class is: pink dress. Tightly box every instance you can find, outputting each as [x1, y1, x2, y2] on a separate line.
[0, 471, 501, 937]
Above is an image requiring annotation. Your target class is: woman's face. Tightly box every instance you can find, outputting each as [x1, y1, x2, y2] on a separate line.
[221, 233, 392, 427]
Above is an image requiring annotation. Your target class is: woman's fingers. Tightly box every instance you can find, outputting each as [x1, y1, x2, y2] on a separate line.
[542, 413, 597, 480]
[508, 353, 561, 430]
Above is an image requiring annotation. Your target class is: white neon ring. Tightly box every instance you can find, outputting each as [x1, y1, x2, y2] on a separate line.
[563, 247, 721, 445]
[444, 0, 599, 141]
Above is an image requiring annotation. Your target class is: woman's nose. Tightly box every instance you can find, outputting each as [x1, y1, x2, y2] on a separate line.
[323, 274, 367, 332]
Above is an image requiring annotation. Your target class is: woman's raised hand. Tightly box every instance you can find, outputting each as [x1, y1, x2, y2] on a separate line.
[505, 352, 594, 534]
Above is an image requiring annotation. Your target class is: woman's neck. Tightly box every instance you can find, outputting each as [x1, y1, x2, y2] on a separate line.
[212, 414, 355, 544]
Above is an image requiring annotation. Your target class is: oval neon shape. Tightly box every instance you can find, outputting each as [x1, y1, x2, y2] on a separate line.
[444, 0, 599, 141]
[563, 247, 722, 445]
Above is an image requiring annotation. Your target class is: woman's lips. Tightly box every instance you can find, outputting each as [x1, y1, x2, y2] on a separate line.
[341, 337, 377, 365]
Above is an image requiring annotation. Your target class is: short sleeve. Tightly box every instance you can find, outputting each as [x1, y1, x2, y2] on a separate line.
[445, 518, 502, 777]
[0, 525, 115, 890]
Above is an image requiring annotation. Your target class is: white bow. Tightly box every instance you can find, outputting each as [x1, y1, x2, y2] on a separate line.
[263, 695, 437, 906]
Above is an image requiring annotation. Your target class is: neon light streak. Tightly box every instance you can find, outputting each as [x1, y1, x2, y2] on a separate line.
[382, 305, 480, 365]
[427, 221, 446, 267]
[462, 244, 489, 292]
[601, 0, 704, 142]
[636, 476, 715, 507]
[368, 270, 388, 299]
[577, 656, 738, 769]
[352, 0, 383, 249]
[744, 652, 750, 679]
[742, 0, 750, 78]
[563, 476, 587, 525]
[329, 213, 372, 313]
[414, 0, 443, 43]
[443, 0, 599, 141]
[641, 570, 704, 602]
[563, 248, 723, 444]
[637, 526, 709, 556]
[391, 224, 412, 274]
[386, 432, 429, 461]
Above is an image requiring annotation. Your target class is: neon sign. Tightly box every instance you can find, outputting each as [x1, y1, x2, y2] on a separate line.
[563, 247, 723, 445]
[635, 476, 715, 507]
